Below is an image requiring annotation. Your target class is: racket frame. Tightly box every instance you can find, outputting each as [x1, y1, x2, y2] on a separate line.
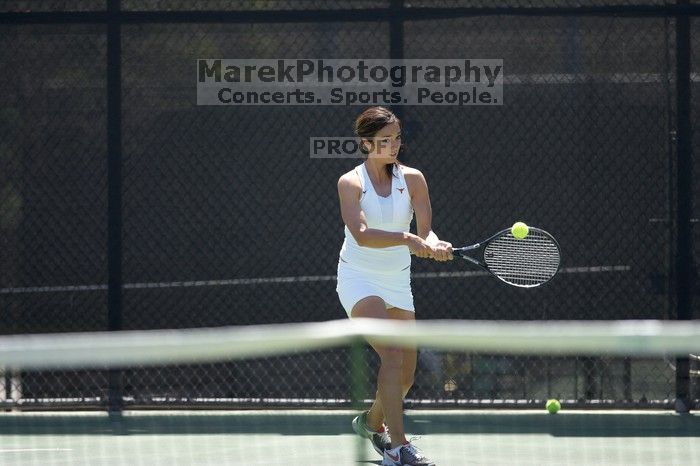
[451, 227, 561, 287]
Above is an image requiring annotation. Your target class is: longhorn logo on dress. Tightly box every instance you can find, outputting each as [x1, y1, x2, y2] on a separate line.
[397, 188, 405, 193]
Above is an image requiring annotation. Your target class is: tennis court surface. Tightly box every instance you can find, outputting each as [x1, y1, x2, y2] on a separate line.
[1, 409, 698, 466]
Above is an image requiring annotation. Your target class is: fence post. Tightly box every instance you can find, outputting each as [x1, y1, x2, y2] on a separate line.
[107, 0, 124, 415]
[674, 0, 693, 414]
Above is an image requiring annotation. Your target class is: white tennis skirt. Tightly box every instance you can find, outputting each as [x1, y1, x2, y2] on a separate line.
[336, 258, 415, 316]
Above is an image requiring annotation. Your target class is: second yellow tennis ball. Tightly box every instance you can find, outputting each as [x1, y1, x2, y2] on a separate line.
[511, 221, 529, 239]
[546, 399, 561, 414]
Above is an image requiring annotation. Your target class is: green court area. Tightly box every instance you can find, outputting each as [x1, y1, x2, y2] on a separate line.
[0, 409, 698, 465]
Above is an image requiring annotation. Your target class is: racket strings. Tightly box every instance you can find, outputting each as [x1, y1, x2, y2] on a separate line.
[484, 230, 560, 287]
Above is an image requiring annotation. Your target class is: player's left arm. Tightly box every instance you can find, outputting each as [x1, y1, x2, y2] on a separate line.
[404, 167, 453, 261]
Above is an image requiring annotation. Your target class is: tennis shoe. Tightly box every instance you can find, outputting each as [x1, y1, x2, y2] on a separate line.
[352, 410, 391, 456]
[382, 442, 435, 466]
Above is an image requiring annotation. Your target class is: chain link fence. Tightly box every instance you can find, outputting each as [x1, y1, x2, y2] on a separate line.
[1, 1, 698, 409]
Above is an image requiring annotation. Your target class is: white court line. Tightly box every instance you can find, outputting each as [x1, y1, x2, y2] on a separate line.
[0, 265, 630, 295]
[0, 448, 73, 453]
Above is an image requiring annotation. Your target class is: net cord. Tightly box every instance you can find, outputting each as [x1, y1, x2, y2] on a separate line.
[0, 319, 699, 370]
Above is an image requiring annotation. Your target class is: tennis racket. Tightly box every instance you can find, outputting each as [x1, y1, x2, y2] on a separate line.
[452, 227, 561, 288]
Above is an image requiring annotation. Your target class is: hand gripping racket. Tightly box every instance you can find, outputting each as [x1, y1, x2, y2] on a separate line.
[452, 227, 561, 288]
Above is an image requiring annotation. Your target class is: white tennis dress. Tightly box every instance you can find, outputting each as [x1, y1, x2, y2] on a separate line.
[336, 163, 415, 315]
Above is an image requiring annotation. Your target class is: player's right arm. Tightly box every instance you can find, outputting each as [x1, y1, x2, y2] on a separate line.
[337, 172, 432, 257]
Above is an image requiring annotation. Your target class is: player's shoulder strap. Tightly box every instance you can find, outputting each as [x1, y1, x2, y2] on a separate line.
[394, 163, 409, 194]
[355, 163, 367, 192]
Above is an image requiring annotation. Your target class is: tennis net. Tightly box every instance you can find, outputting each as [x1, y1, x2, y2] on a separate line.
[1, 319, 699, 466]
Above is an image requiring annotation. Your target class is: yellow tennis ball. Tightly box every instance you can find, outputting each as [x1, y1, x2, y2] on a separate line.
[511, 221, 529, 239]
[546, 399, 561, 414]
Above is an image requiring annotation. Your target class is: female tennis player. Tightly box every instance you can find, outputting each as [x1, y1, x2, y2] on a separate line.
[337, 106, 452, 466]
